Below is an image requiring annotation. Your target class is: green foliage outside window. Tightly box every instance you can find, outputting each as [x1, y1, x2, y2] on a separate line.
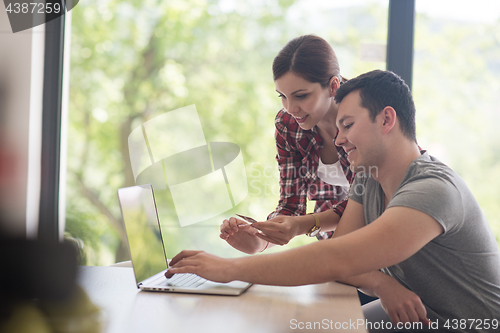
[65, 0, 500, 265]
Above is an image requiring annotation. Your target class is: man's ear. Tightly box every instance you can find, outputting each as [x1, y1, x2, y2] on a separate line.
[329, 76, 340, 97]
[380, 106, 397, 134]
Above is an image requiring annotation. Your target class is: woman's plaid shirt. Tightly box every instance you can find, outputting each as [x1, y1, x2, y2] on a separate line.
[267, 110, 354, 239]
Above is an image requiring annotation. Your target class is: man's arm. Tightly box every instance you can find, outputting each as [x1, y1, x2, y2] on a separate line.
[167, 203, 443, 286]
[329, 199, 385, 295]
[331, 200, 431, 325]
[332, 200, 400, 295]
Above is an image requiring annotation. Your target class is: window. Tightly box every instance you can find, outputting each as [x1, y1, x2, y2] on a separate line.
[414, 0, 500, 245]
[64, 0, 389, 265]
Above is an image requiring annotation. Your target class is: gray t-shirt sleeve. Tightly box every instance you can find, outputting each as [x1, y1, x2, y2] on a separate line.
[387, 176, 464, 235]
[348, 174, 367, 205]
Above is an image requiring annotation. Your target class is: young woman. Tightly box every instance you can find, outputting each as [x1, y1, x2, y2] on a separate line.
[220, 35, 354, 254]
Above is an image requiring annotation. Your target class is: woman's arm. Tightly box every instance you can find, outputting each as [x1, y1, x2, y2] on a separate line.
[250, 209, 341, 246]
[267, 110, 309, 218]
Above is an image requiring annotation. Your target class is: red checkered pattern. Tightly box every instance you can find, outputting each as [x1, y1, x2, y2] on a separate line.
[267, 109, 354, 239]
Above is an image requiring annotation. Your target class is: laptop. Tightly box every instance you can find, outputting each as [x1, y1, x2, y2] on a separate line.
[117, 184, 252, 295]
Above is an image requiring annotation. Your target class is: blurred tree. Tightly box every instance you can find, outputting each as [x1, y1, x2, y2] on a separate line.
[66, 0, 390, 264]
[413, 13, 500, 245]
[65, 0, 499, 266]
[66, 0, 300, 264]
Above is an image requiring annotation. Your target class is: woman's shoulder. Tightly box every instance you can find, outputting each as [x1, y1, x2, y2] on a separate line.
[274, 109, 321, 152]
[275, 109, 296, 127]
[274, 109, 306, 136]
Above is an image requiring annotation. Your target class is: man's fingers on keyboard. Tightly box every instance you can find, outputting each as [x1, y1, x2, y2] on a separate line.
[167, 266, 196, 275]
[170, 250, 203, 266]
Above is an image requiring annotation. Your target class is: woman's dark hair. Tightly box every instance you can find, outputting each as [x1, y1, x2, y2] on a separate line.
[335, 70, 417, 142]
[272, 35, 347, 87]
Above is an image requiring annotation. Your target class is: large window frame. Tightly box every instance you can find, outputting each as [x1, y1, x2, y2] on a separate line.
[37, 0, 416, 242]
[37, 14, 65, 241]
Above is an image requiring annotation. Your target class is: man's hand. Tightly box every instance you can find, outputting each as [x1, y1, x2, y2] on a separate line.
[374, 277, 431, 326]
[220, 217, 267, 254]
[165, 250, 235, 283]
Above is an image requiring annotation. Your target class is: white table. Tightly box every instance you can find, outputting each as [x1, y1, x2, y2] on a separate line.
[78, 266, 368, 333]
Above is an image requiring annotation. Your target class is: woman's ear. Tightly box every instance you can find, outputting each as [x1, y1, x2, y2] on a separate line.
[329, 76, 340, 97]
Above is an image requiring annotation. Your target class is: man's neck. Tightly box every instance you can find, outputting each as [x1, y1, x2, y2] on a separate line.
[372, 140, 421, 204]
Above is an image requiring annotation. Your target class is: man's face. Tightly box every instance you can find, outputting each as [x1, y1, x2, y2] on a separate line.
[335, 90, 384, 174]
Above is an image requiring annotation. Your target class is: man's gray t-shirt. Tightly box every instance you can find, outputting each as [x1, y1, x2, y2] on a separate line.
[349, 152, 500, 332]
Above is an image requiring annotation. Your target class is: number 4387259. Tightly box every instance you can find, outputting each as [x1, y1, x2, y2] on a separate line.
[6, 2, 62, 14]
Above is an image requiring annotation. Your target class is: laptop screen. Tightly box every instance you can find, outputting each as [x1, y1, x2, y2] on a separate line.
[117, 184, 168, 284]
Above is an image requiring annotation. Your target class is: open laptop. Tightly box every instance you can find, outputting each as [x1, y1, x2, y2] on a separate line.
[117, 184, 252, 295]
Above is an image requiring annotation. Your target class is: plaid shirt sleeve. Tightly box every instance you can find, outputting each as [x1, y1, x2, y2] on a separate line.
[267, 110, 309, 219]
[267, 110, 351, 221]
[267, 110, 358, 241]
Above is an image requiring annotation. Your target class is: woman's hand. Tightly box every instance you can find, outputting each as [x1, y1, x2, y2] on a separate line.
[220, 217, 267, 254]
[220, 214, 312, 253]
[165, 250, 236, 283]
[250, 215, 303, 246]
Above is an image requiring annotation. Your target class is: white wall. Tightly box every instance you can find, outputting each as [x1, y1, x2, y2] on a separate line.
[0, 7, 43, 238]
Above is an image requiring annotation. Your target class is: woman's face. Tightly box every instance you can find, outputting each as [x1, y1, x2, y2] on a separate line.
[274, 71, 334, 130]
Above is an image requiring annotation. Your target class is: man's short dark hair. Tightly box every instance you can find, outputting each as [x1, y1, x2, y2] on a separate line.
[335, 70, 417, 142]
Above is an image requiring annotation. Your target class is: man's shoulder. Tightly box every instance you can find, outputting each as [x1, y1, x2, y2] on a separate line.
[403, 153, 458, 189]
[389, 154, 472, 234]
[349, 173, 380, 204]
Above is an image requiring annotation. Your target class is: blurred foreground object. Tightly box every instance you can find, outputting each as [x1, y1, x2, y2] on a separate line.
[39, 285, 105, 333]
[0, 239, 77, 301]
[0, 301, 51, 333]
[0, 239, 94, 332]
[0, 285, 105, 333]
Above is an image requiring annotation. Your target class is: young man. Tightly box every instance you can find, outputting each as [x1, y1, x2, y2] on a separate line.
[167, 70, 500, 332]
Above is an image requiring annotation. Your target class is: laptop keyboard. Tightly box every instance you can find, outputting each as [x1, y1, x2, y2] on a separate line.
[160, 273, 207, 288]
